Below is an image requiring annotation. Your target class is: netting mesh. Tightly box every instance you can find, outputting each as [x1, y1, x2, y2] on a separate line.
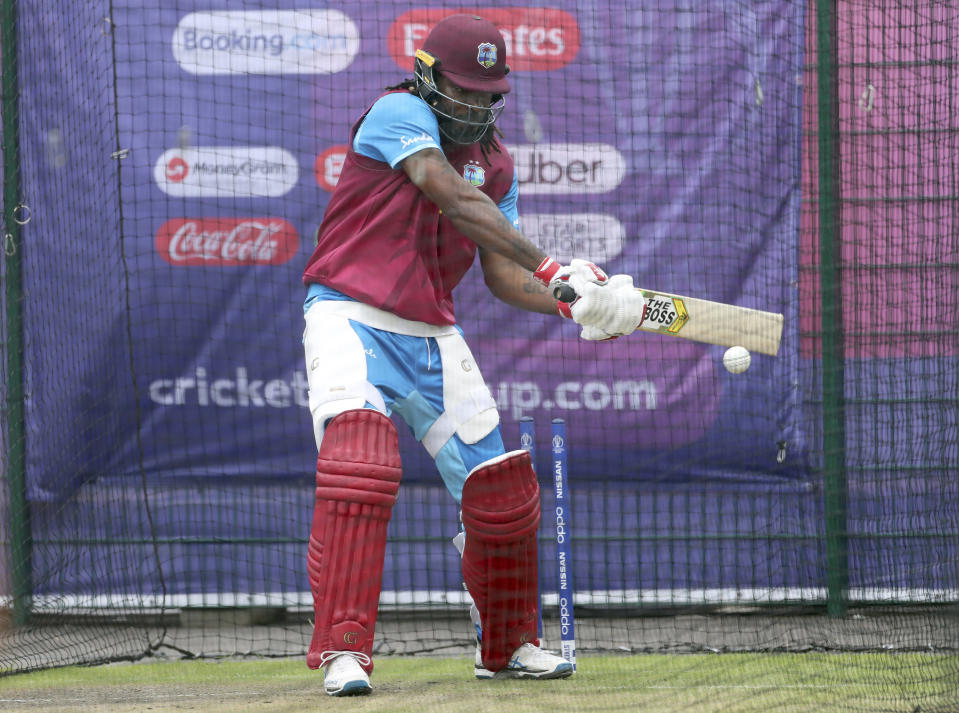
[1, 2, 957, 710]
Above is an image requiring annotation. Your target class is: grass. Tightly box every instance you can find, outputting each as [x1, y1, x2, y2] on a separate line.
[1, 653, 957, 712]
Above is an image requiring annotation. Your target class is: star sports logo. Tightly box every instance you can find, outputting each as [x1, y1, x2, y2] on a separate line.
[519, 213, 625, 262]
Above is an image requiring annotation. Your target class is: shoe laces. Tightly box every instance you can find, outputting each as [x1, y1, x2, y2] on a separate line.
[319, 650, 372, 669]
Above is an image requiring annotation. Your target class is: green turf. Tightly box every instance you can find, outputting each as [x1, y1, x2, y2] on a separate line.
[1, 653, 956, 713]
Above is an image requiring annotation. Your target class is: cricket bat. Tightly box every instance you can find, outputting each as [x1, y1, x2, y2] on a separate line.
[554, 284, 784, 356]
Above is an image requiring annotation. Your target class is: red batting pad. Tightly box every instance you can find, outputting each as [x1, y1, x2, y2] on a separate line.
[306, 410, 401, 674]
[461, 450, 541, 672]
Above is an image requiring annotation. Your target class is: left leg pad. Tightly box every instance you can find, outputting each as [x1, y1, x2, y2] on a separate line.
[461, 450, 541, 673]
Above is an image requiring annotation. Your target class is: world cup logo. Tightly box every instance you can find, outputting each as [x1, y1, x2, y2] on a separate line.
[476, 42, 497, 69]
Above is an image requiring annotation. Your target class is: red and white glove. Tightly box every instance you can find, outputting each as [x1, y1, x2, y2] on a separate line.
[533, 257, 608, 295]
[563, 273, 647, 340]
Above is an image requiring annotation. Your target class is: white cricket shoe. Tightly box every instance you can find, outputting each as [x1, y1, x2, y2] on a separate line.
[322, 651, 372, 696]
[474, 642, 574, 680]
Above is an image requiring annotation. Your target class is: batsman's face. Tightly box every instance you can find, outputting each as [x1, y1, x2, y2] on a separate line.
[432, 73, 502, 144]
[435, 74, 492, 115]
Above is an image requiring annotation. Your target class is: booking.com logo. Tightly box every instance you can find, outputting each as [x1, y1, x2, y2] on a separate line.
[181, 29, 327, 56]
[173, 10, 360, 75]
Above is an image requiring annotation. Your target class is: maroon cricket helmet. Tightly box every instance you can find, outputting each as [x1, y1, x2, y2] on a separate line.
[421, 14, 511, 94]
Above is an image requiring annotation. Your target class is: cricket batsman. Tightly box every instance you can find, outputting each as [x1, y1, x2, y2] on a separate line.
[301, 13, 645, 695]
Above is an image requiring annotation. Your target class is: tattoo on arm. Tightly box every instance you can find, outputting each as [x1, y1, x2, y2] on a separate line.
[422, 152, 545, 270]
[523, 272, 550, 294]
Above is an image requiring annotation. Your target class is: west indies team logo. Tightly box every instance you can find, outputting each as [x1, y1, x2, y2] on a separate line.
[463, 160, 485, 187]
[476, 42, 497, 69]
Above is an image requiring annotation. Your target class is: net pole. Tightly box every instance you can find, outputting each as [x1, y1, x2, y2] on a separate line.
[815, 0, 848, 617]
[1, 0, 33, 626]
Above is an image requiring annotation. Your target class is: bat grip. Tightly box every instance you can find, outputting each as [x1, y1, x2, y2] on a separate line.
[553, 284, 577, 303]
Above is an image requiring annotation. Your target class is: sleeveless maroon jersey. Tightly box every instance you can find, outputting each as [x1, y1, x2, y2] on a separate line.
[303, 95, 515, 326]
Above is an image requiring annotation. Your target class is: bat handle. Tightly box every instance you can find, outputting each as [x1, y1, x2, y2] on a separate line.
[553, 284, 577, 303]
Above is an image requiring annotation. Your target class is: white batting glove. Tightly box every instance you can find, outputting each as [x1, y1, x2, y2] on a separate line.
[579, 324, 622, 341]
[568, 274, 646, 338]
[554, 258, 609, 290]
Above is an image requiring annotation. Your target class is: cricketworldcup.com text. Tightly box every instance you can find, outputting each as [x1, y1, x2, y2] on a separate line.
[147, 367, 658, 417]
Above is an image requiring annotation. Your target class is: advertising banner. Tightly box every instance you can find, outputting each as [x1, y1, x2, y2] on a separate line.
[19, 1, 805, 501]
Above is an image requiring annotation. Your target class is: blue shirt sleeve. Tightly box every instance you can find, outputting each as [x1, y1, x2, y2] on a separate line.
[497, 168, 520, 229]
[353, 92, 442, 168]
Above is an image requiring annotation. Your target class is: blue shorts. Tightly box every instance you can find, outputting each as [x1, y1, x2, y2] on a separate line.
[303, 289, 505, 503]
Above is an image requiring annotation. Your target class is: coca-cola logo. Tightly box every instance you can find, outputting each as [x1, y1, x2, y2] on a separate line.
[387, 8, 580, 72]
[156, 218, 299, 266]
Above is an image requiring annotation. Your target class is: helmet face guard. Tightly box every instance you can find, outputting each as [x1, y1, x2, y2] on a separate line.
[414, 49, 506, 145]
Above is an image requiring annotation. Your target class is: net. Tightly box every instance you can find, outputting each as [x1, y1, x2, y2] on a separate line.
[2, 1, 957, 710]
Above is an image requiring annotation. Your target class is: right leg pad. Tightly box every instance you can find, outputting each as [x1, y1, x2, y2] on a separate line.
[306, 410, 402, 673]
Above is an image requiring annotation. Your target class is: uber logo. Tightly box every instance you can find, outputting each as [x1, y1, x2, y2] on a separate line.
[507, 143, 625, 194]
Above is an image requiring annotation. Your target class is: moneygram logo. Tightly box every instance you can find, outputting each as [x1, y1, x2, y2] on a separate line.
[387, 8, 580, 71]
[154, 147, 299, 198]
[165, 157, 189, 182]
[156, 218, 299, 266]
[520, 213, 625, 263]
[507, 143, 625, 194]
[173, 10, 359, 74]
[314, 145, 349, 192]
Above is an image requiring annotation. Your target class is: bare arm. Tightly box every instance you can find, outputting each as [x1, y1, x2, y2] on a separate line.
[479, 248, 559, 314]
[401, 147, 547, 273]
